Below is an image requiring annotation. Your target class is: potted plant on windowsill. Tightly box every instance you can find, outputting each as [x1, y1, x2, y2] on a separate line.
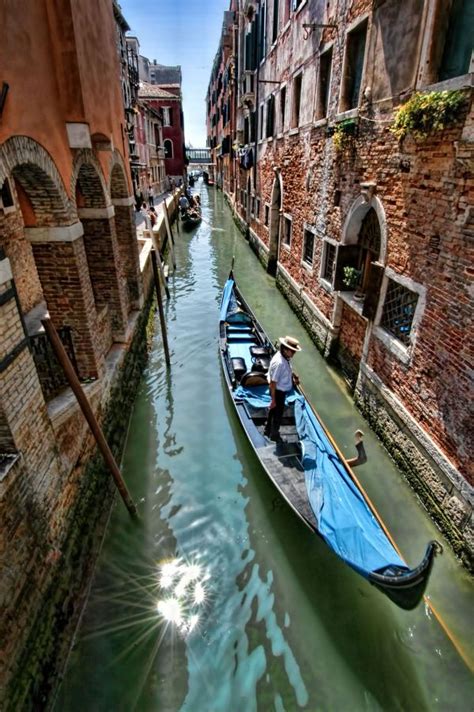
[343, 266, 364, 299]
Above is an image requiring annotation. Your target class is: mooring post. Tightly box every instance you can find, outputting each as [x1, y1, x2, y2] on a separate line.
[151, 248, 171, 368]
[41, 318, 138, 519]
[151, 230, 170, 299]
[163, 200, 176, 271]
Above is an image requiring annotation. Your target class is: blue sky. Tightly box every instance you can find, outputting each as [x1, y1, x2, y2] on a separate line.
[120, 0, 230, 146]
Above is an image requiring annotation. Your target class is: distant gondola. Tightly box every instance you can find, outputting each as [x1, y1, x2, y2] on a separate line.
[219, 273, 441, 610]
[181, 208, 201, 230]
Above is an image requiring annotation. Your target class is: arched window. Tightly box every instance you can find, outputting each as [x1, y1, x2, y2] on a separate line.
[164, 139, 174, 159]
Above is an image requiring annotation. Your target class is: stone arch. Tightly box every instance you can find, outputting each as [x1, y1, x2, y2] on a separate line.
[109, 151, 130, 200]
[72, 149, 128, 340]
[341, 194, 387, 265]
[267, 169, 283, 276]
[0, 137, 102, 382]
[0, 136, 74, 226]
[71, 149, 110, 210]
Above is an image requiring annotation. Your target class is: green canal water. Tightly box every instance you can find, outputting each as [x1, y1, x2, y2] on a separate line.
[57, 186, 473, 711]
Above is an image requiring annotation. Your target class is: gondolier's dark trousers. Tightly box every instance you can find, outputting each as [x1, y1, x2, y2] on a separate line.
[265, 389, 286, 438]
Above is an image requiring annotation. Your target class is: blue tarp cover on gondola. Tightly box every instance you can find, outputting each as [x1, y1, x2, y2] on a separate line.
[294, 398, 408, 578]
[220, 279, 237, 322]
[233, 384, 408, 579]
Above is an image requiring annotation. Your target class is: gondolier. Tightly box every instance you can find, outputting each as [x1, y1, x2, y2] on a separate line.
[264, 336, 301, 443]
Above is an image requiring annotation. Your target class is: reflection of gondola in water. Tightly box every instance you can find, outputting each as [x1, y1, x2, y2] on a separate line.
[219, 273, 442, 611]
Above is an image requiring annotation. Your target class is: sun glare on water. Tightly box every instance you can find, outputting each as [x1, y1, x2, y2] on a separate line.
[156, 557, 208, 636]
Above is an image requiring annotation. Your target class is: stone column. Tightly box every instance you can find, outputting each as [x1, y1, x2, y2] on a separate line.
[25, 223, 103, 379]
[112, 196, 143, 309]
[78, 206, 129, 340]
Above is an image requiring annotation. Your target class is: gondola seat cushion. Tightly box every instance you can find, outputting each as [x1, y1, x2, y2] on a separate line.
[252, 356, 270, 373]
[231, 357, 247, 382]
[250, 345, 272, 358]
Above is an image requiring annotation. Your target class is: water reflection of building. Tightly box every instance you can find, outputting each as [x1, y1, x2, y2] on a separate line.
[208, 0, 474, 563]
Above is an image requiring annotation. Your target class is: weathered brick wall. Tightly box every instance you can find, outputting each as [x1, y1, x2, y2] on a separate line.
[81, 217, 129, 336]
[0, 208, 42, 313]
[31, 238, 103, 379]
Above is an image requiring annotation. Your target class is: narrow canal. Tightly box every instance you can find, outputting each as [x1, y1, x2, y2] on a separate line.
[57, 186, 473, 711]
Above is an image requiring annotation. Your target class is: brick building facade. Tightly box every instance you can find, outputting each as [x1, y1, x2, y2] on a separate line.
[139, 60, 187, 182]
[207, 6, 239, 192]
[209, 0, 474, 563]
[0, 0, 151, 706]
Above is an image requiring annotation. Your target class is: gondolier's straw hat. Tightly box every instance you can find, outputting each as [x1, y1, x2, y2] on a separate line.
[279, 336, 302, 352]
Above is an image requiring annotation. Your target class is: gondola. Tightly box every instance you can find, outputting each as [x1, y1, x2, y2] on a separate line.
[219, 274, 441, 610]
[181, 208, 201, 230]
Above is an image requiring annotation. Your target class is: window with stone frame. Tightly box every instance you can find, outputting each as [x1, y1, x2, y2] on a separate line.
[264, 204, 270, 226]
[282, 215, 292, 246]
[266, 94, 275, 138]
[255, 197, 261, 219]
[291, 73, 302, 128]
[272, 0, 279, 43]
[334, 207, 385, 319]
[164, 139, 173, 159]
[163, 107, 173, 127]
[321, 241, 336, 283]
[317, 47, 333, 119]
[430, 0, 474, 83]
[302, 228, 315, 266]
[340, 19, 368, 112]
[259, 103, 265, 139]
[280, 85, 286, 132]
[380, 279, 419, 346]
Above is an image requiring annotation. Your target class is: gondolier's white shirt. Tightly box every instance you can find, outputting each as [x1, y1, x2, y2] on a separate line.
[267, 351, 292, 392]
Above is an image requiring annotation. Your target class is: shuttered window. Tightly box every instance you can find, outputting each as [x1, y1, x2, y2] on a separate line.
[341, 20, 367, 111]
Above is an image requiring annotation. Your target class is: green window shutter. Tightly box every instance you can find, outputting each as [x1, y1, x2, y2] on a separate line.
[362, 263, 385, 320]
[439, 0, 474, 81]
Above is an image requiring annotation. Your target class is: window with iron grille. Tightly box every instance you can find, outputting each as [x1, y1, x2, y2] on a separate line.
[322, 242, 336, 282]
[283, 215, 292, 246]
[380, 280, 418, 345]
[303, 229, 314, 266]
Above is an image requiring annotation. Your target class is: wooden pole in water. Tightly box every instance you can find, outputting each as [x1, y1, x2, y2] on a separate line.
[150, 230, 170, 299]
[151, 248, 171, 368]
[41, 318, 138, 518]
[163, 200, 176, 271]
